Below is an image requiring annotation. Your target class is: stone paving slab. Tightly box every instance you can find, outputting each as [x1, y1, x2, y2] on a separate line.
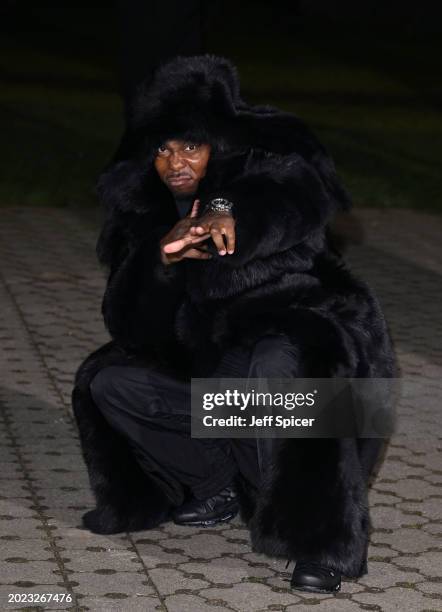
[0, 207, 441, 611]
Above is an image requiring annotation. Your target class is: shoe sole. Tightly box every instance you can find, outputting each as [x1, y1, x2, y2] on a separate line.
[173, 511, 237, 527]
[290, 583, 341, 594]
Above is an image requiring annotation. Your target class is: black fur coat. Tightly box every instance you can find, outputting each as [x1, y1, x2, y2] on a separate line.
[72, 55, 396, 578]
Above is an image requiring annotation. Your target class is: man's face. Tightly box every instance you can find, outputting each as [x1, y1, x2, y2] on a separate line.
[154, 139, 211, 197]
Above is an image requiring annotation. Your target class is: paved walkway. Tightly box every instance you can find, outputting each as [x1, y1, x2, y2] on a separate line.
[0, 207, 441, 611]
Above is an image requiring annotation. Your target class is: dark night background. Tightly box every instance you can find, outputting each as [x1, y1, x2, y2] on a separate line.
[1, 0, 441, 212]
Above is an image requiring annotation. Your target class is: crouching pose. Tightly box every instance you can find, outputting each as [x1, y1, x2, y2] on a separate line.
[72, 54, 396, 593]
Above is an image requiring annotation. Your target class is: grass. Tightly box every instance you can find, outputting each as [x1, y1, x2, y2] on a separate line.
[1, 7, 441, 212]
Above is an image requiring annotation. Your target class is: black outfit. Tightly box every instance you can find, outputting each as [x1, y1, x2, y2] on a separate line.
[88, 197, 303, 507]
[89, 197, 258, 507]
[89, 188, 299, 503]
[174, 195, 193, 219]
[89, 307, 299, 506]
[72, 55, 397, 579]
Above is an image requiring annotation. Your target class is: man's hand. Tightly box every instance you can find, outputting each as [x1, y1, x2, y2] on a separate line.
[160, 199, 212, 265]
[188, 208, 236, 256]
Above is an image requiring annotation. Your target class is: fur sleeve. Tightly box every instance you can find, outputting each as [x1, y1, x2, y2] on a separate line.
[198, 150, 345, 267]
[100, 228, 184, 353]
[94, 160, 184, 353]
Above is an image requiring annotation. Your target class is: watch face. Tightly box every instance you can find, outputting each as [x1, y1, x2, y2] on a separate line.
[210, 198, 233, 211]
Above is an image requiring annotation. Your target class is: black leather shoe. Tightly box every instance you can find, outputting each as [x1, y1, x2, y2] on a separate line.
[290, 560, 341, 593]
[172, 486, 239, 526]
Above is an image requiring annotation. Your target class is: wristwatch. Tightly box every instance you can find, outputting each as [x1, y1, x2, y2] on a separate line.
[205, 197, 234, 214]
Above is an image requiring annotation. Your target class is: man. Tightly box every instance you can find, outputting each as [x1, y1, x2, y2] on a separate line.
[89, 138, 276, 530]
[72, 55, 396, 594]
[154, 139, 235, 264]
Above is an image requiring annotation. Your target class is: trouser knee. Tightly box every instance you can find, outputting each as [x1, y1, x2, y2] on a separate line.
[89, 366, 127, 409]
[250, 333, 300, 378]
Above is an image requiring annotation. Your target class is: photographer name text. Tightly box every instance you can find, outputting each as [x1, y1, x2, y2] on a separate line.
[202, 415, 315, 428]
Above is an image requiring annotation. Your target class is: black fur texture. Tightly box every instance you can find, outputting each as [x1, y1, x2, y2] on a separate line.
[72, 55, 397, 577]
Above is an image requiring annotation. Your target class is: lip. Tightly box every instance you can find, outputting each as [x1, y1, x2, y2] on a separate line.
[168, 176, 193, 186]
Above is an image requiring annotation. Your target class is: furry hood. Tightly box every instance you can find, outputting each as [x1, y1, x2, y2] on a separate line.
[126, 54, 245, 155]
[97, 54, 351, 233]
[119, 54, 350, 207]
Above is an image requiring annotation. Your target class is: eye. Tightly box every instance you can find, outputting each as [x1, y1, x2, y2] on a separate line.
[157, 145, 168, 154]
[184, 143, 198, 151]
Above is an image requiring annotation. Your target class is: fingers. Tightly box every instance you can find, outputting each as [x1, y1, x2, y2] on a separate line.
[163, 237, 189, 253]
[190, 223, 209, 235]
[189, 199, 200, 218]
[163, 231, 210, 254]
[189, 216, 236, 256]
[222, 225, 236, 254]
[210, 227, 227, 255]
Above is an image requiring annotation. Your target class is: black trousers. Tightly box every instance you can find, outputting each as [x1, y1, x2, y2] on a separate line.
[90, 334, 299, 507]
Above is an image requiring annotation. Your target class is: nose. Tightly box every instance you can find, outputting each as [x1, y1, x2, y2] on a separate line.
[169, 152, 185, 172]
